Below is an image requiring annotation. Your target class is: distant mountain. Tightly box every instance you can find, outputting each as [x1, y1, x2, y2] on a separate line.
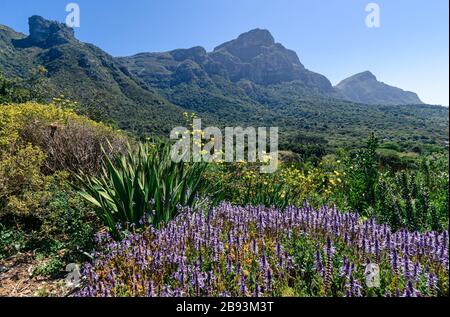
[117, 28, 343, 126]
[1, 16, 448, 151]
[335, 71, 423, 105]
[0, 16, 185, 135]
[115, 28, 448, 149]
[119, 28, 336, 93]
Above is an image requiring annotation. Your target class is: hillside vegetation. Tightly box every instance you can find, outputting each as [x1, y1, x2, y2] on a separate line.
[0, 101, 448, 297]
[0, 16, 448, 298]
[0, 103, 127, 280]
[1, 17, 448, 153]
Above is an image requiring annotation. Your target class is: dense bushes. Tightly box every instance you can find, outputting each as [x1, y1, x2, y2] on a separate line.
[0, 102, 128, 275]
[374, 160, 449, 232]
[0, 145, 47, 211]
[206, 159, 344, 210]
[0, 68, 52, 104]
[1, 102, 128, 175]
[78, 127, 446, 244]
[205, 135, 449, 233]
[0, 173, 96, 270]
[0, 102, 128, 214]
[339, 135, 449, 231]
[0, 100, 448, 296]
[343, 134, 380, 213]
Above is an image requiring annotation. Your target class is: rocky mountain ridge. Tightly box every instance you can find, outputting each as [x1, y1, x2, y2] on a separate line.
[336, 71, 423, 105]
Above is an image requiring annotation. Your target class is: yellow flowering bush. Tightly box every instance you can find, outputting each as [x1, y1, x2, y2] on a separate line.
[279, 161, 345, 205]
[0, 144, 48, 208]
[205, 156, 346, 208]
[0, 102, 129, 175]
[0, 102, 128, 220]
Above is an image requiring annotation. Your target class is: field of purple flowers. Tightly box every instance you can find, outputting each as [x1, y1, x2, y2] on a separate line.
[76, 203, 449, 297]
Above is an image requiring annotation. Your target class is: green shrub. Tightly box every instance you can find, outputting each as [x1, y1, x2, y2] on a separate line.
[0, 102, 114, 262]
[0, 68, 53, 104]
[32, 256, 65, 278]
[205, 163, 295, 209]
[374, 156, 449, 232]
[0, 144, 48, 211]
[76, 142, 217, 239]
[343, 134, 380, 213]
[0, 173, 98, 262]
[0, 224, 27, 260]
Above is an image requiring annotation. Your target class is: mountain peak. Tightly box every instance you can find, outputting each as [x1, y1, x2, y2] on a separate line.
[336, 71, 423, 105]
[353, 71, 377, 81]
[214, 28, 275, 54]
[236, 28, 275, 46]
[119, 27, 333, 89]
[23, 15, 75, 47]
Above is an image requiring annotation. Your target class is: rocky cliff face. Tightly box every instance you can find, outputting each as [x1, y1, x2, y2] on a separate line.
[211, 29, 307, 85]
[13, 15, 75, 48]
[119, 29, 335, 93]
[336, 71, 423, 105]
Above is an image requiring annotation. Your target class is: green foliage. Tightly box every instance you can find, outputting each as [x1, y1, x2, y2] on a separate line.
[32, 256, 65, 279]
[241, 181, 292, 210]
[206, 163, 295, 209]
[0, 174, 97, 267]
[280, 133, 329, 163]
[0, 67, 53, 104]
[152, 79, 450, 154]
[0, 102, 120, 276]
[344, 134, 380, 213]
[205, 158, 345, 210]
[285, 233, 324, 296]
[39, 181, 97, 260]
[207, 134, 448, 233]
[374, 157, 449, 232]
[0, 144, 48, 211]
[0, 224, 27, 260]
[76, 142, 218, 239]
[336, 135, 449, 231]
[0, 73, 14, 103]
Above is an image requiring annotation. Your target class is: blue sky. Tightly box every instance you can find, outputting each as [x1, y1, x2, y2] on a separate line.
[0, 0, 448, 106]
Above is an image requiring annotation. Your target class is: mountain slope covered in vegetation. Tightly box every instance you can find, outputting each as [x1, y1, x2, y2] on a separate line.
[0, 16, 448, 299]
[0, 16, 185, 135]
[1, 16, 448, 152]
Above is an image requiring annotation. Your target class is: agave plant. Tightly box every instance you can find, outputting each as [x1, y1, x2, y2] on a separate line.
[76, 142, 216, 239]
